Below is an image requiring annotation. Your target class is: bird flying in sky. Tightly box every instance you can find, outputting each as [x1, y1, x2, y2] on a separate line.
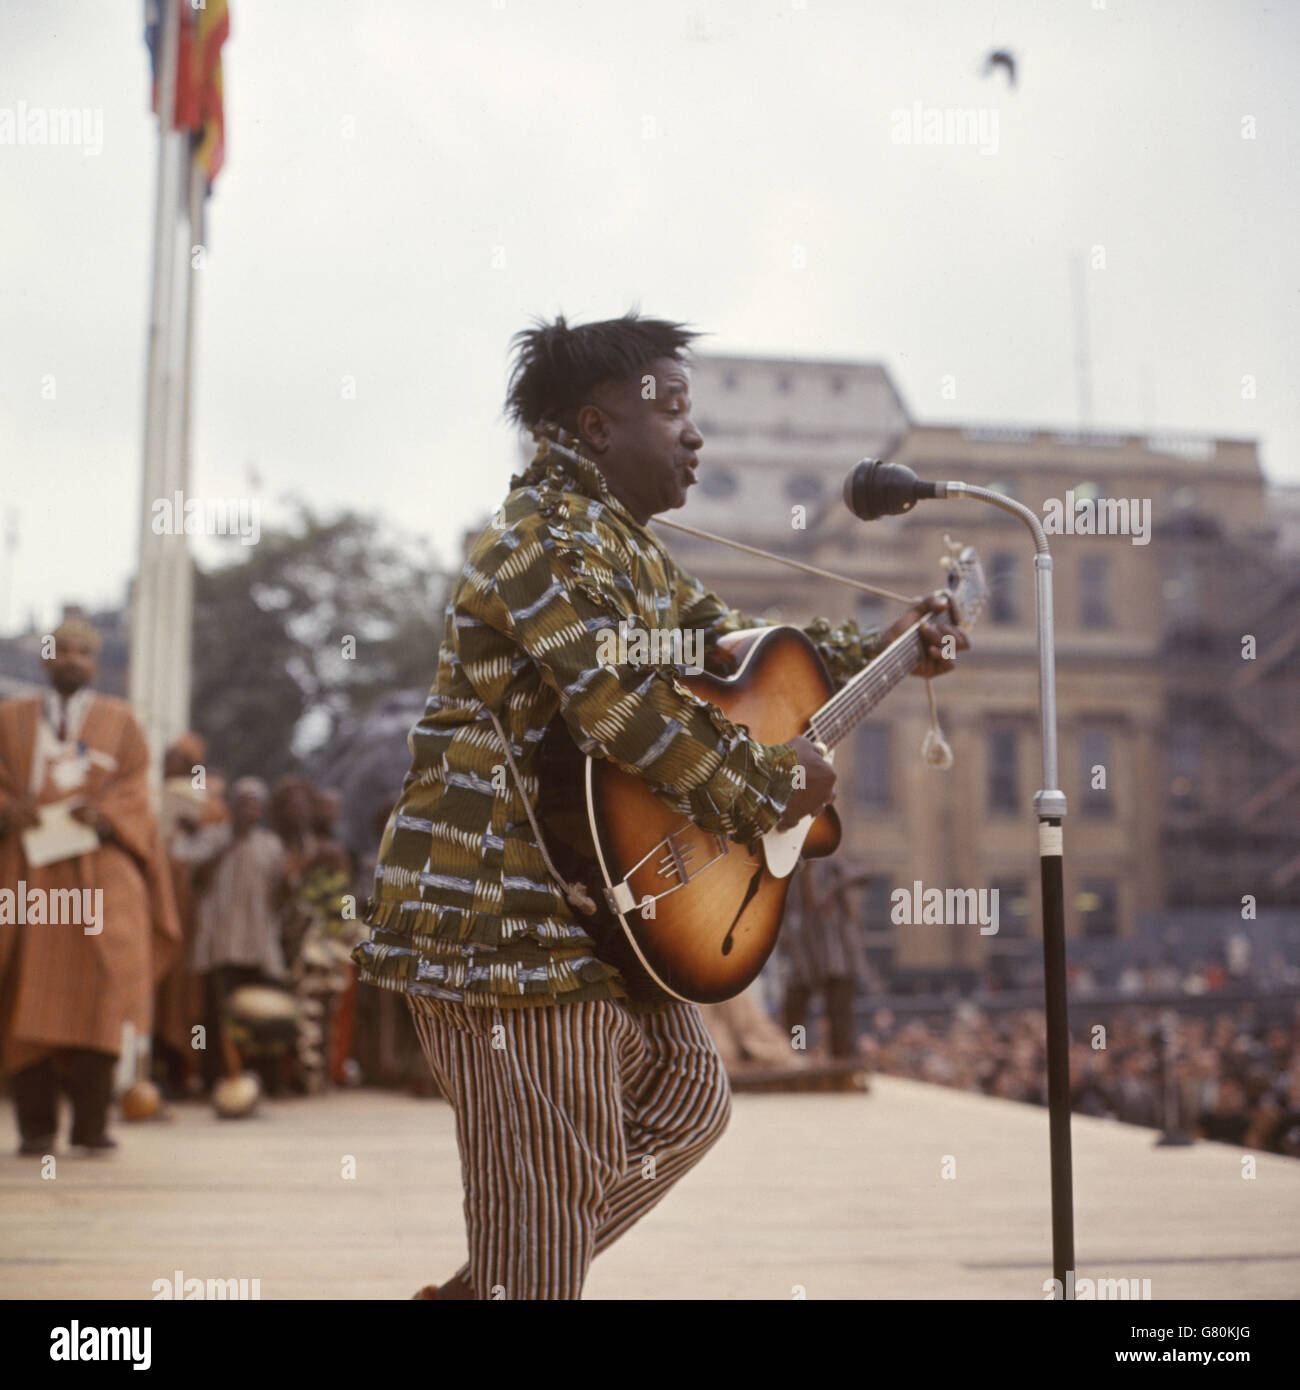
[981, 49, 1017, 88]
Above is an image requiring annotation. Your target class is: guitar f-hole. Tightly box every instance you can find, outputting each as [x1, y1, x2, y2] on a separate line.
[721, 859, 767, 956]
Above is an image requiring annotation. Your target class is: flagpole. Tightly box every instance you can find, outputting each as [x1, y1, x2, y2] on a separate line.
[132, 0, 186, 785]
[171, 154, 204, 741]
[152, 134, 194, 764]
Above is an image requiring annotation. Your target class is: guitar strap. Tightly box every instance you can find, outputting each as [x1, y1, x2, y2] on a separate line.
[489, 706, 678, 1005]
[531, 423, 915, 606]
[486, 705, 599, 919]
[652, 512, 922, 606]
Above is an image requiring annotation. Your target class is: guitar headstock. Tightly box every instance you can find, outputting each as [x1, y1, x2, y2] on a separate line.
[940, 536, 988, 631]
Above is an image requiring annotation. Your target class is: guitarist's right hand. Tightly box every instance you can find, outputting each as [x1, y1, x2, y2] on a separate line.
[776, 736, 837, 829]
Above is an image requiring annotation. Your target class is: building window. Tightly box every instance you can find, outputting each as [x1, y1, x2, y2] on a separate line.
[990, 552, 1019, 625]
[1080, 556, 1110, 629]
[857, 723, 892, 811]
[698, 468, 738, 499]
[785, 474, 824, 503]
[991, 879, 1031, 938]
[988, 728, 1019, 813]
[1076, 879, 1119, 938]
[1167, 722, 1200, 809]
[1163, 558, 1200, 628]
[1078, 729, 1112, 819]
[864, 877, 892, 925]
[1170, 486, 1197, 511]
[862, 877, 895, 975]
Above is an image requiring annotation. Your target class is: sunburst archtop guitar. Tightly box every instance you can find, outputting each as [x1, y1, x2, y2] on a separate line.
[579, 543, 988, 1004]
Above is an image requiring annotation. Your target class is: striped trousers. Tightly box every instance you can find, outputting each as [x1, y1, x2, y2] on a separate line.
[407, 993, 732, 1300]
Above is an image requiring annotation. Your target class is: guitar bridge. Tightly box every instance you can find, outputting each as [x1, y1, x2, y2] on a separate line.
[606, 826, 730, 915]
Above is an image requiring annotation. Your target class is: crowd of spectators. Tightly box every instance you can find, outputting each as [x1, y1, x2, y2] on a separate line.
[861, 1003, 1300, 1157]
[982, 945, 1300, 1000]
[1062, 948, 1300, 999]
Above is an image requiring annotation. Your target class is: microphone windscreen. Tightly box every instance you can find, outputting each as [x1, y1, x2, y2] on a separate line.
[844, 459, 928, 519]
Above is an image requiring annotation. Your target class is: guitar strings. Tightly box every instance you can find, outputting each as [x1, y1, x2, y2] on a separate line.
[811, 564, 983, 751]
[806, 626, 925, 747]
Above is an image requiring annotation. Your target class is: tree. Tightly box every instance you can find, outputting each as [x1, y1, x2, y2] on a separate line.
[192, 506, 450, 780]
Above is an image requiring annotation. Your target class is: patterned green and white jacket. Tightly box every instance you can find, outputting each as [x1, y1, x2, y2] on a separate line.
[351, 432, 883, 1008]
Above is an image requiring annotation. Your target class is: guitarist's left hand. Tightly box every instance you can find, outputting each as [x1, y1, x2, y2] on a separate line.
[880, 593, 969, 678]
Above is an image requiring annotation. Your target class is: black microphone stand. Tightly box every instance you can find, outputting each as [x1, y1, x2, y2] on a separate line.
[846, 461, 1076, 1297]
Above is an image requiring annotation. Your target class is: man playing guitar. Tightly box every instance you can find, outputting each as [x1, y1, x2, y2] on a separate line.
[352, 312, 969, 1299]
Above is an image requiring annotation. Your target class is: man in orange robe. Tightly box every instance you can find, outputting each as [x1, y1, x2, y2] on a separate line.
[0, 617, 180, 1154]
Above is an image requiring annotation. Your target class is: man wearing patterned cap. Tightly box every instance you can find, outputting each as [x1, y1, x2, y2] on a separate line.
[0, 614, 180, 1154]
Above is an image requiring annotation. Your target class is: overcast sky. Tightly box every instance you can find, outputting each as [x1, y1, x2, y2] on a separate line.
[2, 0, 1297, 633]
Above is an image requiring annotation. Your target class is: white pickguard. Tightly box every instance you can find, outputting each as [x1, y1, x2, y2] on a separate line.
[759, 748, 835, 878]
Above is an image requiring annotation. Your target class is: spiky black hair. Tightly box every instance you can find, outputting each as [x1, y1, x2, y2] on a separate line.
[504, 310, 701, 429]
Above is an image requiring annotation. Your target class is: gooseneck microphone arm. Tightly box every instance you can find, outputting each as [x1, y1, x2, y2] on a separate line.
[843, 460, 1061, 802]
[843, 457, 1075, 1297]
[943, 483, 1060, 800]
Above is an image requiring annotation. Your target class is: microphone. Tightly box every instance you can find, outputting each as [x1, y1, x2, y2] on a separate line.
[843, 459, 946, 520]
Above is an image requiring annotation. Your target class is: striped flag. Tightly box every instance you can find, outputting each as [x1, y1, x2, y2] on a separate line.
[145, 0, 230, 192]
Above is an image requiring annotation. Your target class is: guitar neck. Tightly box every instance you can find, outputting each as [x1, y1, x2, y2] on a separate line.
[806, 622, 928, 750]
